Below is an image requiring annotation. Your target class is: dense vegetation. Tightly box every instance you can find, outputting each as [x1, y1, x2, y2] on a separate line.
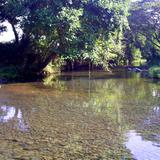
[0, 0, 159, 80]
[127, 0, 160, 67]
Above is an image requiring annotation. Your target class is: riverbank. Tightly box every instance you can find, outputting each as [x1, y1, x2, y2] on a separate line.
[0, 65, 150, 84]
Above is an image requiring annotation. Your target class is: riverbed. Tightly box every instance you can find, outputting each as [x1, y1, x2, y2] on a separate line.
[0, 71, 160, 160]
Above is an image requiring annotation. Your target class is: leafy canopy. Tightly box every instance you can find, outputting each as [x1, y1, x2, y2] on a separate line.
[0, 0, 130, 74]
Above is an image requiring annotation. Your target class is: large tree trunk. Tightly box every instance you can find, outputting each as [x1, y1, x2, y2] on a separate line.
[36, 52, 58, 74]
[21, 52, 57, 79]
[10, 23, 19, 44]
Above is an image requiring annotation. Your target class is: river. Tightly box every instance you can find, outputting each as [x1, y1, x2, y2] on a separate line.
[0, 71, 160, 160]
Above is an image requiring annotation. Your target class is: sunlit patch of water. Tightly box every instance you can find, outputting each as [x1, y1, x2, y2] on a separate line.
[0, 105, 16, 122]
[0, 105, 29, 132]
[125, 130, 160, 160]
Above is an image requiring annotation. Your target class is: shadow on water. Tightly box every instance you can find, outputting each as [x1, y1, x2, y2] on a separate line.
[0, 70, 160, 159]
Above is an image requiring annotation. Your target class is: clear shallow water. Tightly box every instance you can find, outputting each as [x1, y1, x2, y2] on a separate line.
[0, 71, 160, 159]
[126, 130, 160, 160]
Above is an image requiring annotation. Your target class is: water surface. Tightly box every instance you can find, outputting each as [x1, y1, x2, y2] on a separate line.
[0, 71, 160, 159]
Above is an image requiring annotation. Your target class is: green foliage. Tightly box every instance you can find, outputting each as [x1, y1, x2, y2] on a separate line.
[137, 34, 147, 48]
[128, 0, 160, 66]
[131, 45, 146, 66]
[1, 0, 159, 78]
[149, 66, 160, 79]
[0, 0, 131, 78]
[84, 31, 125, 69]
[0, 65, 21, 80]
[44, 57, 65, 74]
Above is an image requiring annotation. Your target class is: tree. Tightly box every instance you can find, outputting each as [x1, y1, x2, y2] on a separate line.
[0, 0, 130, 77]
[127, 0, 160, 66]
[0, 0, 28, 44]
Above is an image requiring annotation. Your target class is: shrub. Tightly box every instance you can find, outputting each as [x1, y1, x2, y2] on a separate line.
[43, 57, 65, 75]
[149, 66, 160, 79]
[0, 65, 21, 81]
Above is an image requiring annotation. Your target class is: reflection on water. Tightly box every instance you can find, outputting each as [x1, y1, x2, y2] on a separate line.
[126, 130, 160, 160]
[144, 106, 160, 126]
[152, 90, 160, 97]
[0, 105, 29, 131]
[0, 71, 160, 159]
[0, 105, 16, 122]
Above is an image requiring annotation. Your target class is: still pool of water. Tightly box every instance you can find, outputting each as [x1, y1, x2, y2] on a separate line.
[0, 71, 160, 160]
